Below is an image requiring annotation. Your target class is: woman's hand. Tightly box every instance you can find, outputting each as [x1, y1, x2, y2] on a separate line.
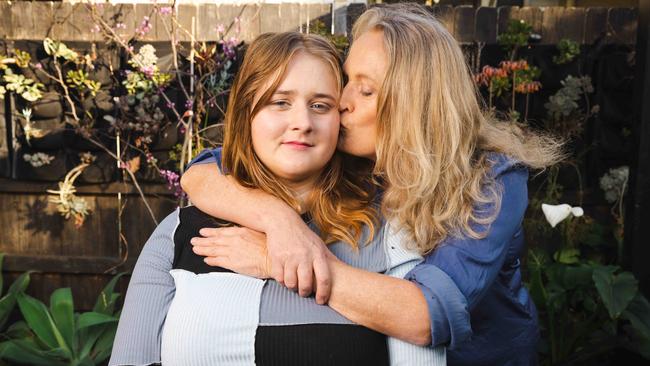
[182, 163, 332, 304]
[264, 213, 332, 303]
[191, 226, 272, 279]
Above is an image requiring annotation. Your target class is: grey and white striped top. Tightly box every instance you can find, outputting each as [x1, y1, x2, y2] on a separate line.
[109, 209, 446, 366]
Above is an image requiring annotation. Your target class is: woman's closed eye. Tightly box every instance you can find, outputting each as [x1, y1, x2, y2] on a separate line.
[360, 88, 373, 97]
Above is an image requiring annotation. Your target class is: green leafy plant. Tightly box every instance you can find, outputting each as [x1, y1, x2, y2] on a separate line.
[497, 19, 533, 60]
[2, 69, 44, 102]
[553, 39, 581, 65]
[0, 273, 126, 366]
[0, 254, 31, 333]
[43, 38, 79, 62]
[529, 246, 650, 364]
[65, 70, 101, 97]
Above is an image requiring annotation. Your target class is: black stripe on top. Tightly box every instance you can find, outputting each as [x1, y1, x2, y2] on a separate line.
[255, 324, 389, 366]
[173, 206, 234, 274]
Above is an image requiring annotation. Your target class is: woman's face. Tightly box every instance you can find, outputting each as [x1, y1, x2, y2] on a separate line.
[251, 51, 340, 186]
[339, 29, 388, 161]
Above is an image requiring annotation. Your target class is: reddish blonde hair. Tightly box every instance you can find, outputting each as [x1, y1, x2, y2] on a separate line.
[222, 32, 377, 247]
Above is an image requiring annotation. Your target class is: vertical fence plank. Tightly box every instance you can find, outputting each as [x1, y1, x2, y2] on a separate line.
[31, 2, 54, 41]
[239, 4, 261, 42]
[518, 6, 543, 35]
[433, 5, 454, 34]
[260, 4, 280, 34]
[541, 6, 564, 44]
[454, 6, 476, 44]
[197, 4, 219, 42]
[497, 6, 520, 39]
[107, 3, 137, 41]
[584, 7, 608, 44]
[0, 1, 12, 39]
[72, 2, 101, 42]
[0, 98, 9, 178]
[346, 3, 365, 37]
[626, 0, 650, 297]
[558, 7, 586, 43]
[49, 2, 75, 41]
[475, 6, 497, 44]
[134, 2, 157, 42]
[608, 7, 638, 45]
[280, 3, 301, 33]
[10, 1, 34, 40]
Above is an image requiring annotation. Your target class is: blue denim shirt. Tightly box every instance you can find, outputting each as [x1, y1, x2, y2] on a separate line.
[188, 149, 539, 366]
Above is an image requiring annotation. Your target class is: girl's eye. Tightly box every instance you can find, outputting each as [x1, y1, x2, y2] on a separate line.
[311, 103, 331, 112]
[360, 88, 373, 97]
[271, 100, 290, 108]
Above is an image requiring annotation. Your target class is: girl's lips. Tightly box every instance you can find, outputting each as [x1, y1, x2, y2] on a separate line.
[283, 141, 313, 149]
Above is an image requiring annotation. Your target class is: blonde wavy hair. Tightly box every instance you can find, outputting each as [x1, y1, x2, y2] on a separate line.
[222, 32, 377, 248]
[353, 4, 565, 254]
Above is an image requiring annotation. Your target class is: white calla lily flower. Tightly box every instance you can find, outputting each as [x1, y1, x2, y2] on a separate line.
[541, 203, 584, 228]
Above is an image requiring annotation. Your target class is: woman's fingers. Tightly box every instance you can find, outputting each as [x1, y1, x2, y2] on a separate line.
[190, 236, 224, 247]
[192, 244, 225, 257]
[296, 262, 314, 297]
[283, 260, 299, 290]
[313, 255, 332, 304]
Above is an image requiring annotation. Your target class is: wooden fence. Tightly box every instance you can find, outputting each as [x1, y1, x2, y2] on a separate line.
[0, 3, 639, 310]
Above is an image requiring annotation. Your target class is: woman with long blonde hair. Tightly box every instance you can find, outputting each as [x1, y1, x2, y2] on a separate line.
[181, 4, 563, 365]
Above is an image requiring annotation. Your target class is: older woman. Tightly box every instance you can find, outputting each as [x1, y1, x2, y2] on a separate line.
[181, 4, 563, 365]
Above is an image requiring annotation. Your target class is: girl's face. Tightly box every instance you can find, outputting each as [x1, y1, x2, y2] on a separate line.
[251, 51, 340, 186]
[338, 29, 387, 161]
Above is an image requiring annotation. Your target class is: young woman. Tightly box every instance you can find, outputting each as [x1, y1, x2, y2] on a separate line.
[109, 32, 445, 366]
[181, 4, 564, 365]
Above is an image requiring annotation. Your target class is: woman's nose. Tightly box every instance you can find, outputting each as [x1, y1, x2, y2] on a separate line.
[339, 84, 354, 113]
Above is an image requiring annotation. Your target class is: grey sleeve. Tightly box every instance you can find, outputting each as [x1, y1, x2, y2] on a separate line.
[109, 210, 179, 366]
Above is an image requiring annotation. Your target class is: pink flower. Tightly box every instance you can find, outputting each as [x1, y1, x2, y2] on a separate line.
[159, 169, 186, 198]
[136, 16, 152, 37]
[159, 6, 172, 15]
[141, 65, 155, 77]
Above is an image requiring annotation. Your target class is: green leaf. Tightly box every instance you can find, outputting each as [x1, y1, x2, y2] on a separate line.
[93, 272, 127, 315]
[622, 294, 650, 340]
[0, 339, 66, 366]
[0, 253, 4, 295]
[78, 323, 107, 360]
[92, 322, 118, 363]
[7, 271, 31, 295]
[0, 294, 17, 331]
[49, 288, 75, 355]
[593, 266, 638, 319]
[0, 271, 32, 329]
[557, 264, 593, 290]
[553, 248, 580, 264]
[77, 311, 118, 329]
[4, 320, 32, 339]
[16, 293, 71, 357]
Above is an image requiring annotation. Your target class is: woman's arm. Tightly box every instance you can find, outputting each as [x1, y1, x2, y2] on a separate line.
[108, 212, 177, 366]
[326, 164, 530, 348]
[193, 163, 529, 347]
[181, 154, 332, 303]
